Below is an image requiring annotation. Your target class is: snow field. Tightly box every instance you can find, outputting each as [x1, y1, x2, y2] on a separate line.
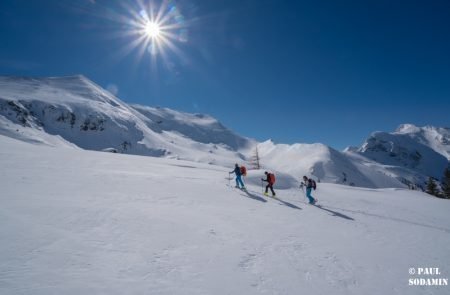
[1, 135, 449, 294]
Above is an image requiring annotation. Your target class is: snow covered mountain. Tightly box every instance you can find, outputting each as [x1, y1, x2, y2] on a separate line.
[253, 124, 449, 189]
[0, 75, 253, 166]
[395, 124, 450, 160]
[352, 125, 449, 188]
[256, 140, 403, 188]
[0, 75, 448, 190]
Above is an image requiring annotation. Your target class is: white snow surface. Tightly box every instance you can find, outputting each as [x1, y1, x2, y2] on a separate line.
[257, 140, 405, 188]
[355, 127, 449, 187]
[395, 124, 450, 160]
[1, 135, 450, 294]
[0, 75, 253, 167]
[0, 75, 448, 189]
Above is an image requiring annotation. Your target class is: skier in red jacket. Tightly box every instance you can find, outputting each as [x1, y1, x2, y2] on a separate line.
[261, 171, 276, 196]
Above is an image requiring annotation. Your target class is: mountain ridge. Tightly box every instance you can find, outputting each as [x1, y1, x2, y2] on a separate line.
[0, 75, 448, 189]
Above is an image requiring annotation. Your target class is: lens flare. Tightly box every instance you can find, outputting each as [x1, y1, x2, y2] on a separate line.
[131, 1, 187, 57]
[81, 0, 192, 81]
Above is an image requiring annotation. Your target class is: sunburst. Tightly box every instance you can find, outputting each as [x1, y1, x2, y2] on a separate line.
[101, 0, 189, 70]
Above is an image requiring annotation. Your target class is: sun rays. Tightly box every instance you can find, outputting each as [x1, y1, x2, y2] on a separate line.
[103, 0, 189, 72]
[59, 0, 192, 79]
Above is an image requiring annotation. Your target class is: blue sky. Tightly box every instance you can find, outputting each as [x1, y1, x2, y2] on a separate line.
[1, 0, 449, 150]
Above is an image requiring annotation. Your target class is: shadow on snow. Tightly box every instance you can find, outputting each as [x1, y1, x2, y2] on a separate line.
[271, 196, 302, 210]
[243, 189, 302, 210]
[313, 205, 355, 221]
[240, 190, 267, 203]
[325, 205, 450, 233]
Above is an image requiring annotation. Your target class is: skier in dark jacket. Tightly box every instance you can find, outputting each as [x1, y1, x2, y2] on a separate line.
[262, 171, 276, 196]
[230, 164, 245, 189]
[302, 176, 317, 204]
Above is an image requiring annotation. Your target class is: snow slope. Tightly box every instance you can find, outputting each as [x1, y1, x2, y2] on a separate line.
[1, 135, 449, 295]
[358, 131, 448, 178]
[0, 75, 448, 190]
[262, 124, 449, 189]
[395, 124, 450, 160]
[355, 127, 449, 188]
[0, 75, 253, 166]
[257, 140, 407, 188]
[131, 104, 251, 151]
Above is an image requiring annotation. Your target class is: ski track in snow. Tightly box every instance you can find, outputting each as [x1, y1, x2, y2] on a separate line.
[1, 135, 450, 295]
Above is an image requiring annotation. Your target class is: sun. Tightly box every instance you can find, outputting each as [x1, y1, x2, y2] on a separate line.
[144, 21, 161, 38]
[108, 0, 188, 64]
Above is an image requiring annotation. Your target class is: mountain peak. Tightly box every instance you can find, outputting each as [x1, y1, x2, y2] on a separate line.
[395, 123, 420, 133]
[1, 76, 448, 190]
[0, 75, 253, 166]
[395, 123, 449, 135]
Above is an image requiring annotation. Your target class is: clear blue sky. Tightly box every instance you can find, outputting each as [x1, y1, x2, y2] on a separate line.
[1, 0, 449, 150]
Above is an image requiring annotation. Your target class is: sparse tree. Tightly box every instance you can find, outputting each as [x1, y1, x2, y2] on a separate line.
[426, 177, 439, 197]
[250, 146, 261, 170]
[442, 168, 450, 199]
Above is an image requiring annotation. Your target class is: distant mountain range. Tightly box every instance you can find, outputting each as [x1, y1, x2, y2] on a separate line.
[0, 75, 448, 189]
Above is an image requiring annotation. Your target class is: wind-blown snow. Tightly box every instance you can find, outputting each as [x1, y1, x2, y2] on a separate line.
[0, 75, 253, 166]
[1, 135, 449, 294]
[395, 124, 450, 160]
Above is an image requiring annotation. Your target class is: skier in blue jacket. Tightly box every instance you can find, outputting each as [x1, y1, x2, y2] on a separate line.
[230, 164, 245, 189]
[302, 176, 317, 204]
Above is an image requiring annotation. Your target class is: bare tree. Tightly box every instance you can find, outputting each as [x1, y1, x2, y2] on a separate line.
[250, 145, 261, 170]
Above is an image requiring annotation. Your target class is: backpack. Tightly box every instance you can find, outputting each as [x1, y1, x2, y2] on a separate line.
[268, 173, 276, 184]
[240, 166, 247, 176]
[311, 179, 317, 190]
